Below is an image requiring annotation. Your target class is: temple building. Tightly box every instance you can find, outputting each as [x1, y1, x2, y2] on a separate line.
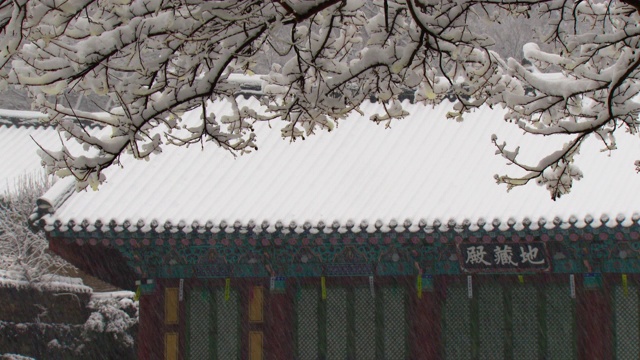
[34, 96, 640, 359]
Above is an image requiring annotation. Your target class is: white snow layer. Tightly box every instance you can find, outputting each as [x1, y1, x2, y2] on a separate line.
[40, 98, 640, 232]
[1, 355, 37, 360]
[90, 291, 136, 300]
[0, 270, 91, 293]
[0, 121, 57, 196]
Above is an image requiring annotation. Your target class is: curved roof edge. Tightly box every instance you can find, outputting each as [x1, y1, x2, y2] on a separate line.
[37, 212, 640, 236]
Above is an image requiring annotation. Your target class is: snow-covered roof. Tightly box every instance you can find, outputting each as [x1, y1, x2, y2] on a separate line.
[90, 290, 136, 300]
[0, 110, 54, 196]
[38, 97, 640, 234]
[0, 270, 92, 293]
[0, 110, 108, 198]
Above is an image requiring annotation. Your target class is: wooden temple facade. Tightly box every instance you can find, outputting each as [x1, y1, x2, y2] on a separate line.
[45, 217, 640, 360]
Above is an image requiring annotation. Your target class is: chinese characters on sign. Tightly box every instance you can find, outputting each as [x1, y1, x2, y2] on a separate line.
[458, 243, 550, 272]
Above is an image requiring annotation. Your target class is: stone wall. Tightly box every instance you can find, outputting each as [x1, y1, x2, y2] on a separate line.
[0, 287, 91, 324]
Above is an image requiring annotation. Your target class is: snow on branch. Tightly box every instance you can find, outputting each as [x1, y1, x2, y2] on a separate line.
[1, 0, 639, 198]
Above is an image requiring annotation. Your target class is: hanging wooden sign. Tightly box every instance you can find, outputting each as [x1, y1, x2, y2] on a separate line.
[570, 274, 576, 298]
[269, 276, 286, 294]
[458, 242, 550, 273]
[193, 264, 232, 278]
[583, 273, 603, 290]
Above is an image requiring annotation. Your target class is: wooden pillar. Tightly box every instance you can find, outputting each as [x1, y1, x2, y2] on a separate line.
[247, 283, 265, 360]
[137, 286, 164, 360]
[265, 291, 294, 359]
[577, 279, 612, 360]
[409, 279, 442, 360]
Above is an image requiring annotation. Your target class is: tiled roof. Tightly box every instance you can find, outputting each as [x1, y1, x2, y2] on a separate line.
[0, 111, 55, 196]
[0, 270, 92, 293]
[37, 97, 640, 234]
[0, 110, 107, 198]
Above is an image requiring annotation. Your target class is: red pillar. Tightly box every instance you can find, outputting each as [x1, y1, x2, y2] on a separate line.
[577, 281, 612, 360]
[265, 292, 294, 359]
[137, 286, 164, 360]
[409, 286, 442, 359]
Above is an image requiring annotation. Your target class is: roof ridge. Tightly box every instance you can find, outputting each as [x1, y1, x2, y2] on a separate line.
[31, 177, 77, 224]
